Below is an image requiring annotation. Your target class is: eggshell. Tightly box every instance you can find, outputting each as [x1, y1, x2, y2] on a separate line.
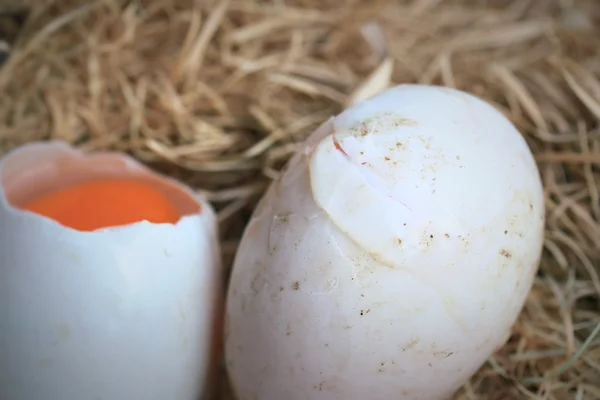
[224, 84, 545, 400]
[0, 141, 222, 400]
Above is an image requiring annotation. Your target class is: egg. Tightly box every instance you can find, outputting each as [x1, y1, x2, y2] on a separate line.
[0, 141, 222, 400]
[224, 84, 545, 400]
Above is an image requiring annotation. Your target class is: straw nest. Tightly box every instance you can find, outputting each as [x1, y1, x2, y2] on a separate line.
[1, 0, 599, 399]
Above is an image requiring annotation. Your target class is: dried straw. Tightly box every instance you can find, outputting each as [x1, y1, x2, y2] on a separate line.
[1, 0, 599, 399]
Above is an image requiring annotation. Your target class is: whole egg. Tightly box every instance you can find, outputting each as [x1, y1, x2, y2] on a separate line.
[224, 84, 545, 400]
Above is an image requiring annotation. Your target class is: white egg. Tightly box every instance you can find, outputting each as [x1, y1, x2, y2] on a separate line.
[225, 84, 545, 400]
[0, 141, 222, 400]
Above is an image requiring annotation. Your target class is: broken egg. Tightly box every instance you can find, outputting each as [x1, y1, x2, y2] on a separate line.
[0, 141, 222, 400]
[225, 84, 545, 399]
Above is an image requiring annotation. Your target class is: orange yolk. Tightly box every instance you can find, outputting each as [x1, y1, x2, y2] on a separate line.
[21, 178, 181, 231]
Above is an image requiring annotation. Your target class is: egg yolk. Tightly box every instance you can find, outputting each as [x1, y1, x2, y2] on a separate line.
[21, 178, 181, 231]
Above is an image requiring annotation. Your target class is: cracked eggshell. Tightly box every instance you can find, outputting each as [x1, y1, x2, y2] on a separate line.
[225, 84, 545, 400]
[0, 141, 222, 400]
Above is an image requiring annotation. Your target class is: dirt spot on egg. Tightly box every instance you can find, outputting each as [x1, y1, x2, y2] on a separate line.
[458, 234, 470, 251]
[251, 273, 266, 294]
[499, 249, 512, 258]
[403, 337, 420, 351]
[419, 231, 434, 248]
[313, 379, 339, 392]
[331, 127, 348, 156]
[347, 113, 418, 141]
[313, 378, 341, 393]
[275, 212, 291, 223]
[433, 350, 454, 359]
[416, 135, 433, 150]
[291, 281, 301, 290]
[394, 118, 418, 127]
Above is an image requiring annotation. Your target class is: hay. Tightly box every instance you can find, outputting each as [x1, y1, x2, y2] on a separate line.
[1, 0, 599, 398]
